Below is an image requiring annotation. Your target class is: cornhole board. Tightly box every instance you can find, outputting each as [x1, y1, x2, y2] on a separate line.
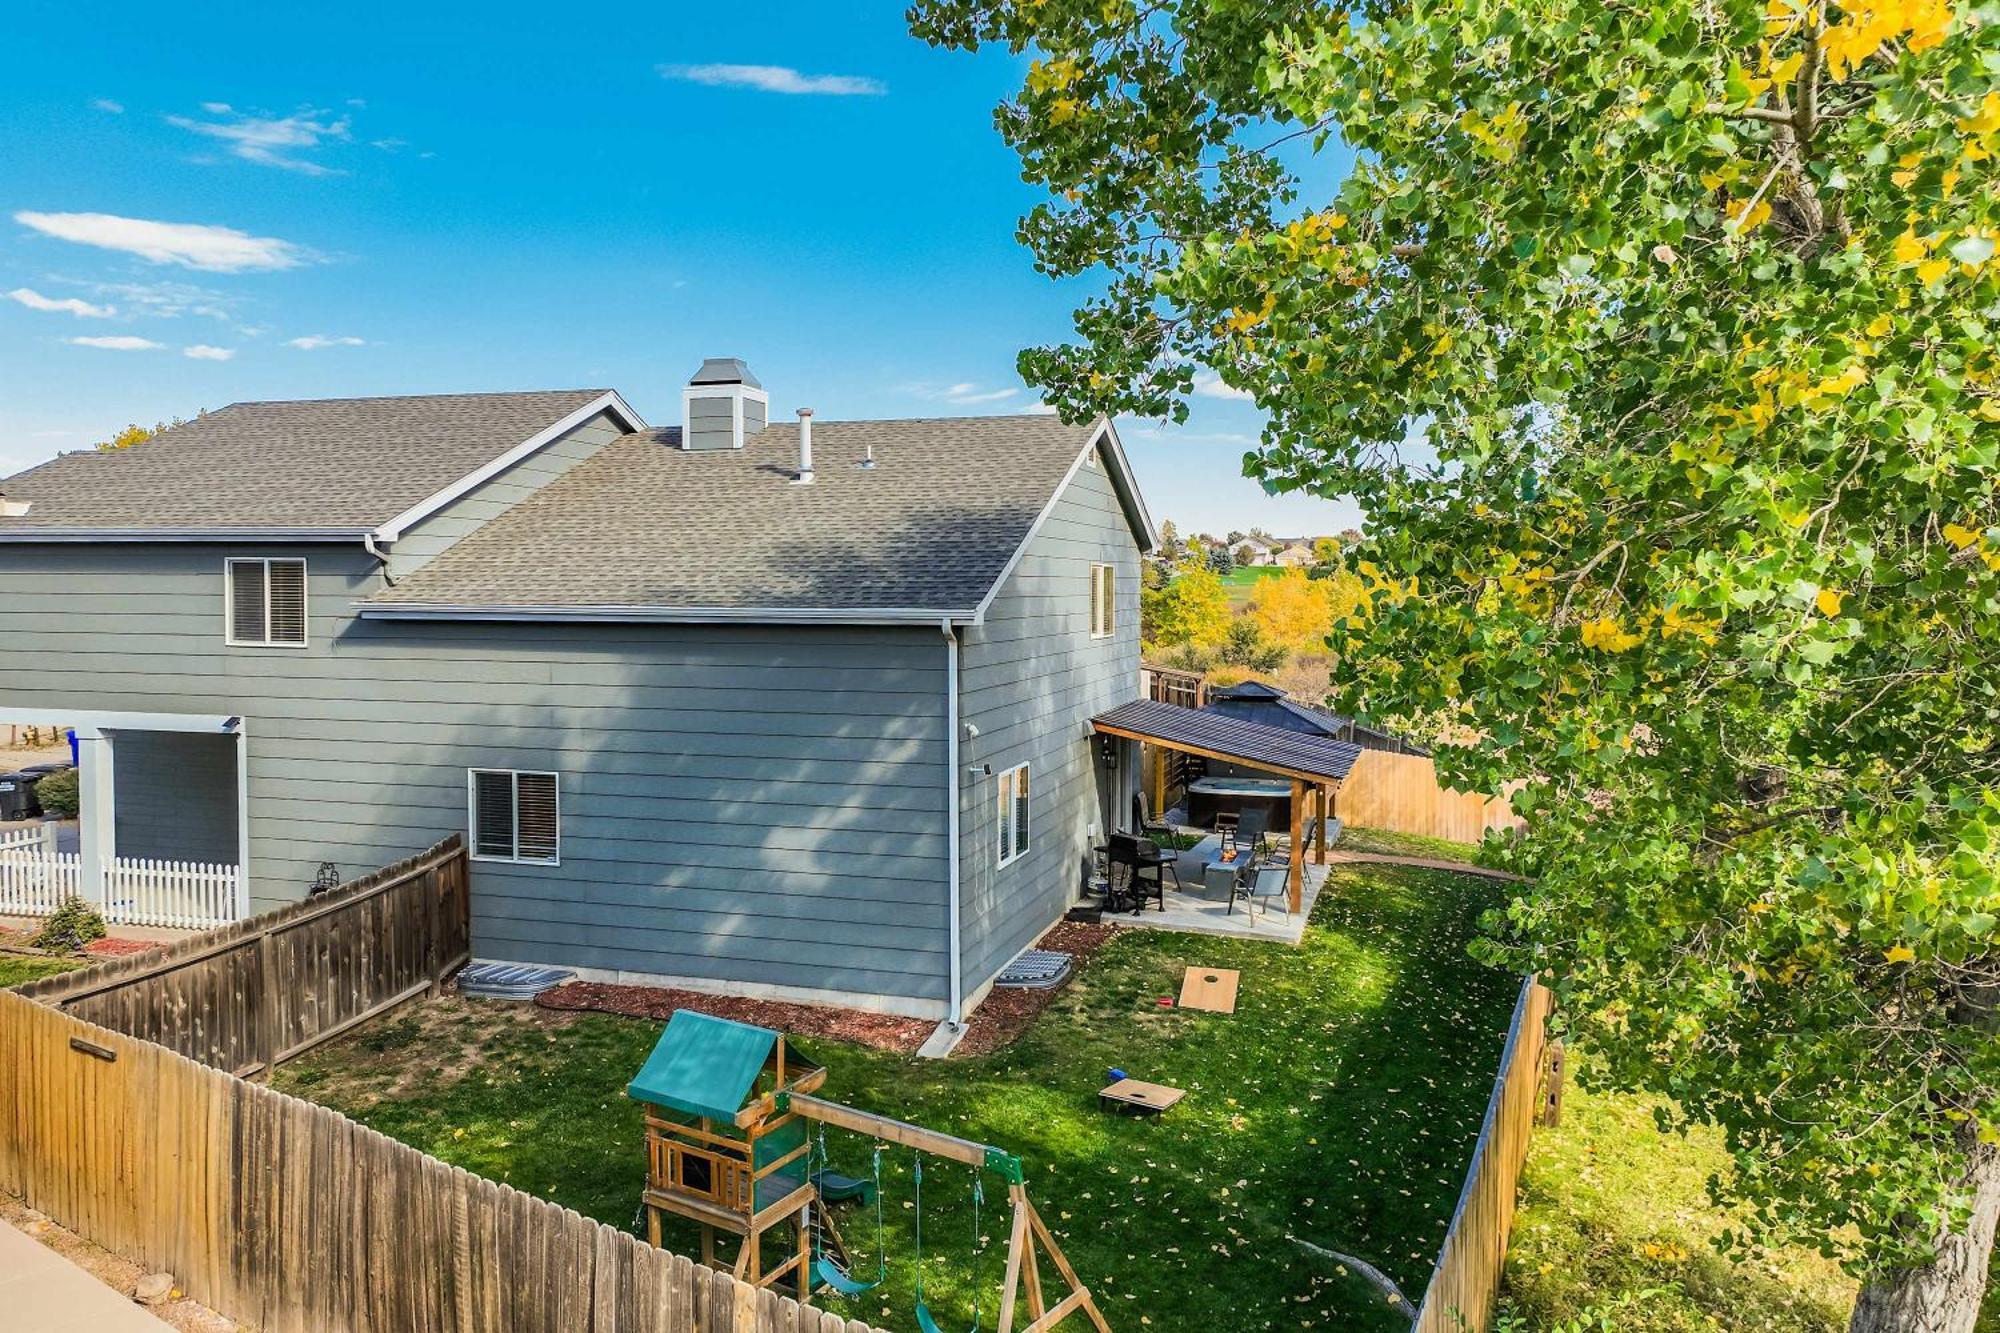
[1098, 1078, 1186, 1116]
[1178, 967, 1240, 1014]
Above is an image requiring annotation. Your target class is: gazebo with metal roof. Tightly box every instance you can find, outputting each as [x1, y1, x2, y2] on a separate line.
[1091, 698, 1363, 911]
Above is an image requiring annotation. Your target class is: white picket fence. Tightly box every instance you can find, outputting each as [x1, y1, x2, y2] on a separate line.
[0, 827, 239, 930]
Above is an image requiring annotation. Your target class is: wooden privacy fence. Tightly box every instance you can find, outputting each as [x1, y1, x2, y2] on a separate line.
[17, 836, 471, 1077]
[1339, 749, 1524, 846]
[0, 991, 889, 1333]
[1411, 976, 1558, 1333]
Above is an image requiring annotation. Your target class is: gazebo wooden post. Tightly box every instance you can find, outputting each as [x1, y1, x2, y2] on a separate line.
[1288, 779, 1305, 913]
[1315, 785, 1329, 864]
[1151, 742, 1167, 827]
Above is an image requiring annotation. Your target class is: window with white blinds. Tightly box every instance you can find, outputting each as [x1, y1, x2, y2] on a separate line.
[225, 558, 308, 646]
[1089, 563, 1115, 638]
[997, 763, 1030, 868]
[469, 769, 560, 865]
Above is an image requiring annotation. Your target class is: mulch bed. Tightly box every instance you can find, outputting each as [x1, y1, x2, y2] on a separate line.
[531, 919, 1126, 1060]
[954, 920, 1120, 1058]
[535, 981, 938, 1053]
[0, 928, 160, 959]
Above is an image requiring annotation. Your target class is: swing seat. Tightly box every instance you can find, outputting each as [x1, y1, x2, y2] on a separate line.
[814, 1255, 884, 1297]
[812, 1167, 877, 1205]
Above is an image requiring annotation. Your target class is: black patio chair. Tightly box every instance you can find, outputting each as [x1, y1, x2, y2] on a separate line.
[1133, 791, 1177, 843]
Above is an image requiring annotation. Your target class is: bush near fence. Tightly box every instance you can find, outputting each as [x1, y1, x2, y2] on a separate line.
[1, 836, 889, 1333]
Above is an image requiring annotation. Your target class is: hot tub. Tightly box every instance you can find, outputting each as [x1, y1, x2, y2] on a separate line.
[1185, 776, 1293, 830]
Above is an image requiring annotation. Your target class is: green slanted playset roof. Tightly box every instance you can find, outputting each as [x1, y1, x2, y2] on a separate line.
[627, 1010, 780, 1122]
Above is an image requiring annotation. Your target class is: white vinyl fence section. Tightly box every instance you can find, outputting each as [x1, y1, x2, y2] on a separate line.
[0, 829, 238, 931]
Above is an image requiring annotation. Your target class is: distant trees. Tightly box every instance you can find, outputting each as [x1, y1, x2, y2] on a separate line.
[1141, 561, 1230, 650]
[1206, 545, 1235, 576]
[94, 413, 198, 451]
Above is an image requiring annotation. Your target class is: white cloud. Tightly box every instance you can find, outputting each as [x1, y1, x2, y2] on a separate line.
[183, 344, 234, 361]
[1192, 369, 1255, 401]
[903, 380, 1023, 407]
[91, 279, 237, 321]
[6, 287, 114, 318]
[167, 104, 353, 174]
[658, 63, 885, 96]
[15, 211, 309, 272]
[91, 98, 124, 114]
[287, 334, 365, 350]
[1021, 401, 1061, 416]
[68, 335, 162, 351]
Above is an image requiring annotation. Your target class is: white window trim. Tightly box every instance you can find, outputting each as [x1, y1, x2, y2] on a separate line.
[1089, 563, 1116, 639]
[224, 557, 310, 649]
[467, 768, 562, 867]
[997, 762, 1030, 869]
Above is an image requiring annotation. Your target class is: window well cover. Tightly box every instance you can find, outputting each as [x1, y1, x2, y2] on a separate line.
[626, 1009, 779, 1121]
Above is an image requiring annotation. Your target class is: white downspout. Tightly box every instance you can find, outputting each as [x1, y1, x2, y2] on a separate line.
[943, 618, 964, 1028]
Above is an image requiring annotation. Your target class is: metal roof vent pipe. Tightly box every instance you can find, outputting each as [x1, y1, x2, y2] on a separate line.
[793, 407, 815, 484]
[860, 443, 876, 470]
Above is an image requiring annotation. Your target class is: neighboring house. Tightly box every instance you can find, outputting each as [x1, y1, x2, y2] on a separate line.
[0, 360, 1157, 1022]
[1271, 542, 1317, 567]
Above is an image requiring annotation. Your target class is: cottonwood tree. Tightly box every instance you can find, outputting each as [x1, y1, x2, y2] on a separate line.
[912, 0, 2000, 1325]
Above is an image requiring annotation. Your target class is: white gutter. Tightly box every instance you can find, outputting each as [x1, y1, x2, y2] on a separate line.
[943, 617, 964, 1029]
[0, 527, 372, 543]
[355, 601, 981, 627]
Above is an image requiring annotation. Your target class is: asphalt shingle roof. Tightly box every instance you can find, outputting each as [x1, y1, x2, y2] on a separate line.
[0, 389, 611, 532]
[369, 416, 1108, 614]
[1092, 698, 1364, 785]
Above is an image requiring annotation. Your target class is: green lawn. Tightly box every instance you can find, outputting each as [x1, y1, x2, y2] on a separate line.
[274, 860, 1519, 1333]
[0, 955, 84, 988]
[1336, 825, 1485, 864]
[1497, 1066, 1855, 1332]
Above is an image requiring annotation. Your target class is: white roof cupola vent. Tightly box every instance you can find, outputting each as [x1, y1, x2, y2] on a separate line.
[681, 357, 769, 452]
[0, 489, 29, 518]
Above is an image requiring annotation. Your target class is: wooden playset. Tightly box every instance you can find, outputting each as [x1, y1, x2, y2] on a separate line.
[628, 1010, 1113, 1332]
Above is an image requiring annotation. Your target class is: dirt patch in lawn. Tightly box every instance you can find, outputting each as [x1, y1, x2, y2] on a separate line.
[531, 919, 1125, 1059]
[279, 994, 589, 1105]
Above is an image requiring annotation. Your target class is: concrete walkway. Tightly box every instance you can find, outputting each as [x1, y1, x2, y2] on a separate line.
[0, 1219, 174, 1331]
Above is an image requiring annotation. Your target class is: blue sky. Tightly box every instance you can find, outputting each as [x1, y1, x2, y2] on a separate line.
[0, 0, 1361, 537]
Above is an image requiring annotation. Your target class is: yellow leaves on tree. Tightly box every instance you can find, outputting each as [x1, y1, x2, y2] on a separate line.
[1459, 101, 1526, 163]
[1816, 587, 1847, 617]
[1727, 196, 1774, 235]
[1817, 0, 1955, 81]
[1246, 566, 1366, 652]
[1580, 614, 1644, 652]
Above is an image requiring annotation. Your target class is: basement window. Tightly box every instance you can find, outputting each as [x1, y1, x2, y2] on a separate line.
[1089, 563, 1116, 639]
[997, 763, 1030, 868]
[469, 769, 561, 865]
[225, 558, 308, 647]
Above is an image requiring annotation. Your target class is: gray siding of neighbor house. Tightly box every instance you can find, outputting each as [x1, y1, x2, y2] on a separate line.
[956, 443, 1142, 995]
[385, 410, 627, 581]
[112, 730, 239, 865]
[0, 546, 952, 1010]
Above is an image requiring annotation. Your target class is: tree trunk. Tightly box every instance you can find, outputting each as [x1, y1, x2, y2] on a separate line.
[1848, 1138, 2000, 1333]
[1851, 965, 2000, 1333]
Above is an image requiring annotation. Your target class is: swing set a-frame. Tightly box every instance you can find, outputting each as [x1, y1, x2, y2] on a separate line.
[628, 1010, 1113, 1333]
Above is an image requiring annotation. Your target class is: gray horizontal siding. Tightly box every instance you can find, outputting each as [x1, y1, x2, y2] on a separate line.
[956, 446, 1142, 994]
[0, 543, 951, 1006]
[386, 411, 627, 580]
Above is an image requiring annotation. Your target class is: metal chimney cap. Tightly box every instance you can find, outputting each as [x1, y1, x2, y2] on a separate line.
[796, 406, 815, 418]
[688, 357, 762, 389]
